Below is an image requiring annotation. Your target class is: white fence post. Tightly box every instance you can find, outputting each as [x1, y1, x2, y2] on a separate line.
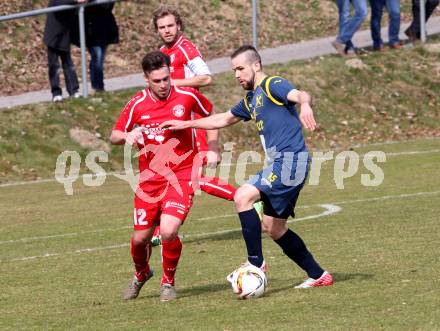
[78, 5, 88, 97]
[252, 0, 257, 49]
[420, 0, 426, 43]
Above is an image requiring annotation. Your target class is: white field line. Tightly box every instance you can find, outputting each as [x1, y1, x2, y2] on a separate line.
[185, 204, 342, 241]
[330, 190, 440, 206]
[3, 204, 340, 262]
[3, 189, 440, 263]
[2, 189, 440, 246]
[0, 203, 317, 245]
[0, 226, 131, 245]
[0, 148, 439, 188]
[9, 244, 130, 262]
[384, 149, 440, 157]
[347, 136, 440, 149]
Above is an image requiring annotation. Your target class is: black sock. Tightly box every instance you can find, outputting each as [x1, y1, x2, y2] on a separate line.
[238, 209, 264, 268]
[274, 229, 324, 279]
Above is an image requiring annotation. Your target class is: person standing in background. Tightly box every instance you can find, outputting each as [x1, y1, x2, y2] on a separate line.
[150, 5, 242, 246]
[43, 0, 86, 102]
[332, 0, 368, 56]
[72, 0, 119, 93]
[405, 0, 439, 41]
[369, 0, 401, 51]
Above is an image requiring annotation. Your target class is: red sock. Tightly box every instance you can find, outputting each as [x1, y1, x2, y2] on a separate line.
[161, 236, 182, 286]
[131, 238, 152, 282]
[199, 175, 236, 201]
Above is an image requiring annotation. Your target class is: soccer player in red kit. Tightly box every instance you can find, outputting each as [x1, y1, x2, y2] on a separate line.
[153, 5, 237, 197]
[110, 51, 218, 302]
[150, 5, 241, 244]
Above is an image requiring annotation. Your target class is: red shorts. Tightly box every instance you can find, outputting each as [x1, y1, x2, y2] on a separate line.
[133, 179, 194, 231]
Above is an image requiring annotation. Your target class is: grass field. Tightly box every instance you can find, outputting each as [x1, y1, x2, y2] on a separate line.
[1, 138, 439, 330]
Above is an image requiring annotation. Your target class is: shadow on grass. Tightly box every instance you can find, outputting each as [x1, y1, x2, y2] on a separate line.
[178, 282, 229, 299]
[135, 272, 374, 301]
[264, 272, 374, 297]
[182, 229, 243, 244]
[140, 282, 228, 300]
[332, 272, 374, 283]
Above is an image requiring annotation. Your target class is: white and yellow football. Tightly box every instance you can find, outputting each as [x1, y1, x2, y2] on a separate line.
[229, 264, 267, 299]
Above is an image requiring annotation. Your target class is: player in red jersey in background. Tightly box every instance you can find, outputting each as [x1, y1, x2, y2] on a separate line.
[110, 51, 218, 302]
[150, 5, 249, 245]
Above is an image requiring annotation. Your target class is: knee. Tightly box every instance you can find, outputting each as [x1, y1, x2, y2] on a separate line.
[160, 227, 178, 242]
[356, 3, 368, 19]
[264, 226, 278, 240]
[389, 8, 400, 19]
[358, 8, 368, 19]
[233, 188, 254, 209]
[263, 222, 287, 240]
[132, 231, 149, 244]
[91, 57, 104, 70]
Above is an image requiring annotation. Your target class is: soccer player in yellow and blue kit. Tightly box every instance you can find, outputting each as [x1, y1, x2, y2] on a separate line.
[161, 45, 333, 289]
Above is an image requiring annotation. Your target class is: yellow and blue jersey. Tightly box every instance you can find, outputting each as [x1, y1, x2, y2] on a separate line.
[231, 76, 310, 217]
[230, 76, 307, 161]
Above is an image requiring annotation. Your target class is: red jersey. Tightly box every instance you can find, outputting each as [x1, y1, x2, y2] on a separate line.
[160, 35, 211, 151]
[160, 35, 211, 80]
[113, 86, 213, 184]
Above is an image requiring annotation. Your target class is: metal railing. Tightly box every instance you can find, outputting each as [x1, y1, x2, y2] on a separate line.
[0, 1, 430, 97]
[0, 0, 259, 97]
[420, 0, 427, 42]
[0, 0, 118, 98]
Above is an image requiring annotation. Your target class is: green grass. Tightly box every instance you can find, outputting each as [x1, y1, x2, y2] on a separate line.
[1, 139, 440, 330]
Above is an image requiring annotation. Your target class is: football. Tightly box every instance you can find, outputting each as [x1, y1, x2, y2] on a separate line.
[229, 264, 267, 299]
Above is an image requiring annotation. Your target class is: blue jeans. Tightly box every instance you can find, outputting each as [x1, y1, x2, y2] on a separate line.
[47, 46, 79, 97]
[88, 45, 107, 91]
[370, 0, 401, 48]
[336, 0, 368, 44]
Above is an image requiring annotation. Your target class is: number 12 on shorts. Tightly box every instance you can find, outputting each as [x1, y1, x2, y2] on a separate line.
[134, 208, 148, 226]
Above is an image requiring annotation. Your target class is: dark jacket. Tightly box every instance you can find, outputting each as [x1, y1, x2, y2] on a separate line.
[71, 2, 119, 48]
[43, 0, 78, 51]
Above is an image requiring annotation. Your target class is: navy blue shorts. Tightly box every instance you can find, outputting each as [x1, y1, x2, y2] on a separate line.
[248, 159, 309, 219]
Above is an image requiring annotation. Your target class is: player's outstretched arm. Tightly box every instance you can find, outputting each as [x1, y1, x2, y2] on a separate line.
[110, 128, 144, 145]
[287, 89, 317, 131]
[161, 110, 241, 131]
[172, 75, 212, 88]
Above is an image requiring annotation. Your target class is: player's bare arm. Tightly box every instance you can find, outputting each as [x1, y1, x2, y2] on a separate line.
[110, 127, 144, 145]
[161, 110, 241, 131]
[172, 74, 212, 88]
[287, 89, 316, 131]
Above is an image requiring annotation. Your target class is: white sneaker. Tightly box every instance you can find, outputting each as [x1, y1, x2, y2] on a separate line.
[227, 260, 267, 283]
[72, 92, 81, 99]
[294, 271, 333, 289]
[160, 284, 176, 302]
[52, 95, 63, 103]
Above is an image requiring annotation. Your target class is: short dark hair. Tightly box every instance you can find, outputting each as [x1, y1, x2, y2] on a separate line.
[231, 45, 262, 67]
[141, 51, 171, 74]
[152, 5, 185, 32]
